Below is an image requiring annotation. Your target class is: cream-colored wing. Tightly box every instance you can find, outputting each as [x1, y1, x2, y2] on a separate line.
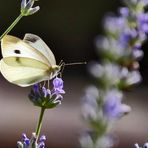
[0, 57, 51, 87]
[1, 35, 51, 66]
[23, 33, 56, 65]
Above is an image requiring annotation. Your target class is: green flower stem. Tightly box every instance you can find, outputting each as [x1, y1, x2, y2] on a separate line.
[35, 107, 46, 140]
[0, 14, 23, 41]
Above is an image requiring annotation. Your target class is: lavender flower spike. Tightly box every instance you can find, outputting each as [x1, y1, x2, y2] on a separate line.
[134, 142, 148, 148]
[17, 133, 46, 148]
[29, 77, 65, 108]
[21, 0, 40, 16]
[81, 0, 148, 147]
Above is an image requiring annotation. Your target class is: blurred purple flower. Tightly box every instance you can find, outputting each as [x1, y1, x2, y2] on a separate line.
[103, 89, 131, 119]
[144, 143, 148, 148]
[119, 29, 137, 48]
[82, 86, 100, 120]
[135, 142, 148, 148]
[119, 7, 129, 17]
[138, 13, 148, 34]
[81, 0, 148, 147]
[134, 143, 140, 148]
[132, 47, 144, 60]
[104, 16, 127, 34]
[80, 131, 114, 148]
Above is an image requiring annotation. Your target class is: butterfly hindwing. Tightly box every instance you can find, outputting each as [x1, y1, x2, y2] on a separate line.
[3, 57, 50, 70]
[0, 58, 51, 87]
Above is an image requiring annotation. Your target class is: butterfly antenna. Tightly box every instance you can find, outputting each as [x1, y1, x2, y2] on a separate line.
[59, 60, 64, 66]
[64, 61, 87, 66]
[59, 62, 66, 77]
[59, 61, 86, 77]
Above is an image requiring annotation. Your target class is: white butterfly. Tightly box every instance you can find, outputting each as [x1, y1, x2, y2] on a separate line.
[0, 33, 60, 87]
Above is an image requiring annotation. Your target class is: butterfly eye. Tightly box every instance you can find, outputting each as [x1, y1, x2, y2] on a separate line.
[14, 50, 21, 54]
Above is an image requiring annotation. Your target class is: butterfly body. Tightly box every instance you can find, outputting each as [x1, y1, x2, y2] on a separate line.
[0, 34, 60, 87]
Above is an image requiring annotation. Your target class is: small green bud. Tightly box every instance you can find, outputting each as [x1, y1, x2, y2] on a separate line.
[21, 0, 40, 16]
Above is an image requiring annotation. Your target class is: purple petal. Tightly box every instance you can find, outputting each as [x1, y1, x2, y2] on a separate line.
[53, 77, 64, 89]
[39, 135, 46, 142]
[134, 143, 140, 148]
[21, 0, 27, 9]
[42, 87, 48, 97]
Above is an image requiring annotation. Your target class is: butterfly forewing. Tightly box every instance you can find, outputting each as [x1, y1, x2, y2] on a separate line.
[1, 35, 51, 66]
[23, 33, 56, 66]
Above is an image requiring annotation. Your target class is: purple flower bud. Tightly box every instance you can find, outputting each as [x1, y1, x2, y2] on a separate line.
[126, 71, 142, 85]
[138, 13, 148, 34]
[138, 13, 148, 24]
[53, 77, 65, 94]
[39, 135, 46, 142]
[21, 133, 30, 146]
[134, 143, 140, 148]
[42, 87, 48, 97]
[53, 77, 63, 89]
[141, 0, 148, 5]
[25, 0, 34, 10]
[21, 0, 27, 9]
[22, 133, 27, 139]
[119, 29, 137, 48]
[119, 7, 129, 17]
[29, 6, 40, 15]
[39, 141, 45, 148]
[132, 49, 144, 59]
[144, 143, 148, 148]
[17, 133, 46, 148]
[33, 83, 39, 93]
[21, 0, 40, 16]
[104, 16, 126, 34]
[82, 86, 100, 120]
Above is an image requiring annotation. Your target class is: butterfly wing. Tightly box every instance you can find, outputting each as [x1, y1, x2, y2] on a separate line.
[0, 57, 51, 87]
[23, 33, 56, 65]
[0, 34, 59, 87]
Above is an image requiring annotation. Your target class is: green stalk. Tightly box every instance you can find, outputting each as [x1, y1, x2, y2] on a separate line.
[0, 14, 23, 41]
[35, 107, 46, 140]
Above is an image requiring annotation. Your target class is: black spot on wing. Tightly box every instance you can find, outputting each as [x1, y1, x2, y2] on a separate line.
[25, 36, 39, 43]
[14, 50, 21, 54]
[16, 57, 21, 63]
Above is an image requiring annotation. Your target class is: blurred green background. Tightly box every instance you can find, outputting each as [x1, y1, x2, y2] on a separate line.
[0, 0, 148, 148]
